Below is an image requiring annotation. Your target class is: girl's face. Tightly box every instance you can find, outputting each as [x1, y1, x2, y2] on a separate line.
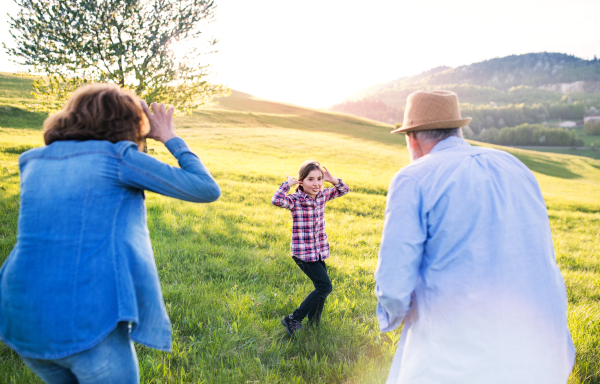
[301, 169, 323, 198]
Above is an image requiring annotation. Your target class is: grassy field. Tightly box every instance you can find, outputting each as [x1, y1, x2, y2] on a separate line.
[512, 146, 600, 160]
[1, 72, 600, 383]
[572, 127, 600, 148]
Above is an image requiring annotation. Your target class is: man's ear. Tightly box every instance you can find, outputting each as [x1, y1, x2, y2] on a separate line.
[407, 132, 419, 151]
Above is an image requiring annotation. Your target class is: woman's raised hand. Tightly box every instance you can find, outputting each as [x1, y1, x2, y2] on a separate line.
[287, 176, 300, 186]
[322, 166, 339, 185]
[141, 101, 177, 144]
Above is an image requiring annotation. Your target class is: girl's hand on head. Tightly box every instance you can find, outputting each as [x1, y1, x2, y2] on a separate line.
[287, 176, 299, 186]
[322, 166, 339, 185]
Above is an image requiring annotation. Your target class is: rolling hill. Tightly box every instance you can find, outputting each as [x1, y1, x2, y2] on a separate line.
[331, 53, 600, 135]
[343, 53, 600, 104]
[1, 73, 600, 383]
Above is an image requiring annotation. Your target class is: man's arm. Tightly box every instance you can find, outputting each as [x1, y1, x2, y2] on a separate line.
[374, 173, 426, 333]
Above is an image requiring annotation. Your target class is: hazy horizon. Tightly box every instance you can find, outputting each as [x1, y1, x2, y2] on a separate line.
[2, 0, 599, 108]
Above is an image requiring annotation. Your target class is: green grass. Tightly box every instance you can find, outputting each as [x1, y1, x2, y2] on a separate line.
[1, 73, 600, 383]
[0, 72, 39, 103]
[512, 146, 600, 160]
[472, 125, 600, 160]
[0, 73, 48, 129]
[542, 123, 600, 149]
[573, 127, 600, 147]
[529, 125, 600, 148]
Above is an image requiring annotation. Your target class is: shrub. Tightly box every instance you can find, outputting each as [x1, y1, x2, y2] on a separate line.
[462, 102, 585, 131]
[584, 120, 600, 136]
[479, 128, 499, 144]
[462, 125, 475, 139]
[480, 124, 580, 147]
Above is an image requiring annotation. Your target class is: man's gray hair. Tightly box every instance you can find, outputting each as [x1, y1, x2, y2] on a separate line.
[413, 128, 463, 143]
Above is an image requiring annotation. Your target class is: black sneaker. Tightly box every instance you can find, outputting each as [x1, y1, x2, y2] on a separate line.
[281, 314, 303, 337]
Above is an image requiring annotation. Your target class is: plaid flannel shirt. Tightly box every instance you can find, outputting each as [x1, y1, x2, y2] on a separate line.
[271, 179, 350, 262]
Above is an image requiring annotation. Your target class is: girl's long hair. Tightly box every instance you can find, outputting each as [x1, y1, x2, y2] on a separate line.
[296, 160, 323, 192]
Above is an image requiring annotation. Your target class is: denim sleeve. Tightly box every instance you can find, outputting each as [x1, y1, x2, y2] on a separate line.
[118, 137, 221, 203]
[374, 173, 425, 333]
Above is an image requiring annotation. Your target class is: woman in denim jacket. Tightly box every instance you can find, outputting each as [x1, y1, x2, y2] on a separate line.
[0, 83, 221, 383]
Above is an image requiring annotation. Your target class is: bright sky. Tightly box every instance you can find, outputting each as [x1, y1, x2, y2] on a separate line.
[2, 0, 599, 108]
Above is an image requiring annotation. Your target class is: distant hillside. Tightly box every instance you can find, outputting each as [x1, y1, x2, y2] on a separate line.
[333, 53, 600, 129]
[344, 66, 450, 102]
[0, 72, 399, 146]
[421, 53, 600, 91]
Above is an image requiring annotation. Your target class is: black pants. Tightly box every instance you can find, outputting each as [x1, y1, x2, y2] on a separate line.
[291, 256, 332, 325]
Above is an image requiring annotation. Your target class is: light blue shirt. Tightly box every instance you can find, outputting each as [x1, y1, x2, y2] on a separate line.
[0, 137, 220, 359]
[375, 136, 575, 384]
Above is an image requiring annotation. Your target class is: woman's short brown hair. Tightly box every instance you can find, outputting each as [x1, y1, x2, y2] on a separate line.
[43, 83, 150, 145]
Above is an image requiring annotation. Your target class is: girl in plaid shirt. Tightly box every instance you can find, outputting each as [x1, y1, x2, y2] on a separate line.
[271, 160, 350, 337]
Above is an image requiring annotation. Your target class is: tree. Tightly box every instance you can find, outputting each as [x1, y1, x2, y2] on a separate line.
[479, 128, 499, 144]
[462, 125, 474, 139]
[584, 120, 600, 136]
[6, 0, 229, 112]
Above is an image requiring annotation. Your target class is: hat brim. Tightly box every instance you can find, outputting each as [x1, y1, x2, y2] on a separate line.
[390, 118, 472, 134]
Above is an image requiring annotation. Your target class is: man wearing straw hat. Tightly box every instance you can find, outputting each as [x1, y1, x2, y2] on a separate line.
[375, 90, 575, 383]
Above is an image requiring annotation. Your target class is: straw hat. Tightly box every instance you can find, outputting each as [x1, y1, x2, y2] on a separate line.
[390, 90, 471, 134]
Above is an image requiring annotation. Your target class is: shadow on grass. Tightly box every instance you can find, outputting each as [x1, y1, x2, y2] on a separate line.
[208, 173, 389, 198]
[0, 105, 46, 130]
[512, 153, 582, 179]
[0, 183, 26, 384]
[0, 144, 39, 155]
[0, 179, 19, 264]
[518, 147, 600, 160]
[145, 200, 368, 303]
[143, 201, 385, 380]
[191, 109, 405, 148]
[351, 185, 387, 196]
[1, 189, 597, 383]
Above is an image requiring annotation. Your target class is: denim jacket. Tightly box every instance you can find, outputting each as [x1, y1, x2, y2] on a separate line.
[0, 137, 220, 359]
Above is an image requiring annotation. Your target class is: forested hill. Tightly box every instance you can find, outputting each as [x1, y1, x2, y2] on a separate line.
[344, 53, 600, 102]
[332, 52, 600, 128]
[415, 53, 600, 91]
[344, 66, 451, 103]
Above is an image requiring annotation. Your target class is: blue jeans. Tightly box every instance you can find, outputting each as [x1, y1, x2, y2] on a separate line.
[20, 322, 139, 384]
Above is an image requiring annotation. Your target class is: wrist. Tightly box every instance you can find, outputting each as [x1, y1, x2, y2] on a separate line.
[159, 132, 177, 143]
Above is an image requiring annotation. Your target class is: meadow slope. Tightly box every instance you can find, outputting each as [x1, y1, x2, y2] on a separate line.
[0, 73, 599, 383]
